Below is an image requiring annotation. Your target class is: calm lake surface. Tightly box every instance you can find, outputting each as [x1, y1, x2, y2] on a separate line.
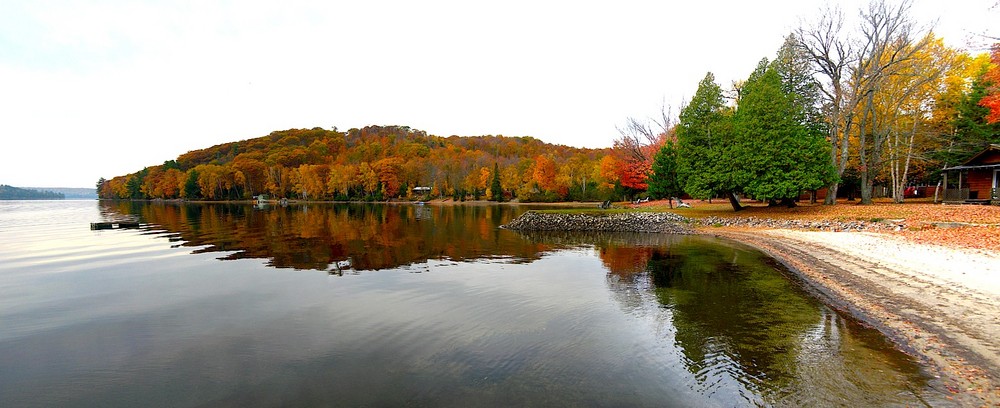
[0, 200, 950, 407]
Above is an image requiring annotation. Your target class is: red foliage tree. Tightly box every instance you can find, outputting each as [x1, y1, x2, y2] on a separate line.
[981, 44, 1000, 124]
[611, 115, 672, 191]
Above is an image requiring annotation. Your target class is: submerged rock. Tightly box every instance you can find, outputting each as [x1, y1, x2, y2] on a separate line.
[502, 211, 693, 234]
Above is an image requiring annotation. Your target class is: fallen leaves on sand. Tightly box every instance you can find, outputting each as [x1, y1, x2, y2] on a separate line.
[899, 225, 1000, 252]
[637, 198, 1000, 252]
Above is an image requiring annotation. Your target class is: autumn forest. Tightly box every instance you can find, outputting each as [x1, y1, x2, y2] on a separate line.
[98, 126, 623, 202]
[99, 2, 1000, 207]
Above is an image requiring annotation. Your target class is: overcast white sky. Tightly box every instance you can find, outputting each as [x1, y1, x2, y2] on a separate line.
[1, 0, 996, 188]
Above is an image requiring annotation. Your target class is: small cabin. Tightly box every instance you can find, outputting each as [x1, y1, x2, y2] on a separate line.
[940, 144, 1000, 204]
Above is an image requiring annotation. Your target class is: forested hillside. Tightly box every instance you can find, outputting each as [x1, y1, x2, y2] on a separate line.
[0, 185, 64, 200]
[98, 126, 625, 202]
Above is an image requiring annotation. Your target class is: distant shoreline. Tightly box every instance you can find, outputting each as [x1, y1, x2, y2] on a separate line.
[99, 198, 606, 207]
[2, 186, 97, 200]
[1, 185, 96, 200]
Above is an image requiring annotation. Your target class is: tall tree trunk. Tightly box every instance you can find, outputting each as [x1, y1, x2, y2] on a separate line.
[824, 87, 849, 205]
[825, 183, 840, 204]
[860, 171, 875, 204]
[823, 111, 854, 205]
[823, 92, 843, 205]
[727, 191, 744, 211]
[889, 127, 902, 203]
[858, 91, 874, 205]
[827, 112, 855, 204]
[896, 114, 918, 203]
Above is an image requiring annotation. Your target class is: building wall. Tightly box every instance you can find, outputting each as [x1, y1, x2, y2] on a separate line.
[967, 169, 996, 199]
[964, 148, 1000, 199]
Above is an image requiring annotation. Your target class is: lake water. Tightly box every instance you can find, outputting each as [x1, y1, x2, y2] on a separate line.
[0, 200, 950, 407]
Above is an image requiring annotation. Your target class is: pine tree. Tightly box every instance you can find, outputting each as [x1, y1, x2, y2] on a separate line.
[676, 73, 732, 203]
[730, 60, 836, 206]
[935, 75, 1000, 167]
[183, 170, 200, 199]
[647, 140, 682, 204]
[490, 162, 503, 202]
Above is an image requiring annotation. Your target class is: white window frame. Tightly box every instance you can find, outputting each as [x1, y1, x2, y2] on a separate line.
[994, 169, 999, 199]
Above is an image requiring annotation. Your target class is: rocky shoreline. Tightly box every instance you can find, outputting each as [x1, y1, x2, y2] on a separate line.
[501, 211, 693, 234]
[697, 215, 906, 231]
[503, 211, 905, 234]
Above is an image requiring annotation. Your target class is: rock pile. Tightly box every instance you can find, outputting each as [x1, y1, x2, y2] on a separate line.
[503, 211, 693, 234]
[504, 211, 908, 234]
[696, 216, 906, 232]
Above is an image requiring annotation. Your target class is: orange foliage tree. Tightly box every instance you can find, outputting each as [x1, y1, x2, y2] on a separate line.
[374, 157, 403, 198]
[598, 155, 620, 190]
[532, 155, 557, 192]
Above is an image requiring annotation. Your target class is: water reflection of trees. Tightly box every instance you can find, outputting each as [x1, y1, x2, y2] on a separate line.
[562, 233, 933, 406]
[511, 230, 676, 279]
[101, 202, 550, 272]
[648, 237, 820, 395]
[523, 231, 822, 390]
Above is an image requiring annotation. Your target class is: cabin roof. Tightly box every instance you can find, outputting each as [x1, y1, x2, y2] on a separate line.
[942, 144, 1000, 171]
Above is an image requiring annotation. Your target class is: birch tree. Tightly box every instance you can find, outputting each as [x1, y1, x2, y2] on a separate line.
[852, 0, 934, 204]
[884, 37, 951, 202]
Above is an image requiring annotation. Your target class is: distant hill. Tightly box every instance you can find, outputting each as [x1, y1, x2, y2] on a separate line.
[0, 185, 65, 200]
[99, 125, 617, 202]
[29, 187, 98, 199]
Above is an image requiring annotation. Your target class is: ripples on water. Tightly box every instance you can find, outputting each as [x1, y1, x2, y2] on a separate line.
[0, 201, 950, 407]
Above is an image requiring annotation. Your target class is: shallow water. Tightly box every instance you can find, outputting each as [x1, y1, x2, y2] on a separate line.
[0, 201, 949, 407]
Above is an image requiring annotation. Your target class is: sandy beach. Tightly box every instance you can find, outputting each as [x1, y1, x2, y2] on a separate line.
[712, 228, 1000, 406]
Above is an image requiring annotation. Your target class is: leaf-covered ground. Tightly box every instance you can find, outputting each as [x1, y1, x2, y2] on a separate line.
[636, 198, 1000, 252]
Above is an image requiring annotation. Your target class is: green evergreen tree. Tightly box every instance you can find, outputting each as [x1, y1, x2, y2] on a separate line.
[676, 73, 742, 210]
[647, 140, 682, 204]
[490, 162, 503, 202]
[730, 60, 836, 206]
[183, 170, 200, 199]
[933, 74, 1000, 169]
[95, 177, 107, 198]
[126, 169, 146, 199]
[772, 35, 826, 137]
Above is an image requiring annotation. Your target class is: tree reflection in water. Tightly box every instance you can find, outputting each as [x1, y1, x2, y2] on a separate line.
[102, 201, 550, 273]
[100, 202, 946, 406]
[519, 231, 944, 406]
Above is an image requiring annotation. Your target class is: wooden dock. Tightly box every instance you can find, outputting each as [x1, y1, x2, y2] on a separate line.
[90, 222, 141, 230]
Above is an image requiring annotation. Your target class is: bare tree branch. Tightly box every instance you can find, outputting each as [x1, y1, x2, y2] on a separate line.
[796, 3, 856, 204]
[614, 104, 675, 163]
